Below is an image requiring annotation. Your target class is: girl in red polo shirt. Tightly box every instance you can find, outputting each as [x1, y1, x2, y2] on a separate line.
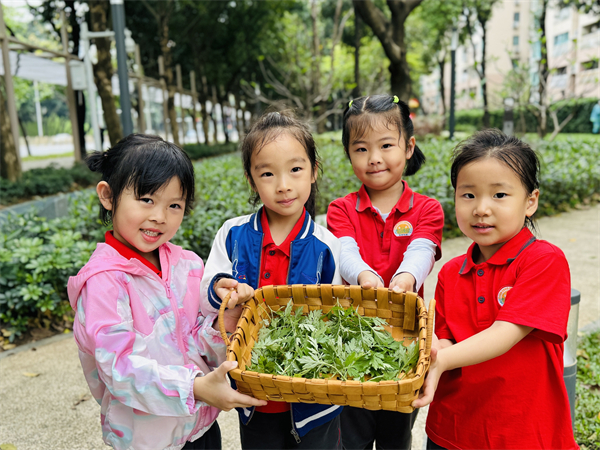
[413, 129, 578, 449]
[68, 134, 265, 450]
[201, 111, 343, 449]
[327, 95, 444, 450]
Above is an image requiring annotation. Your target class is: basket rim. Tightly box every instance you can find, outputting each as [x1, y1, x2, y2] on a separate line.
[220, 284, 433, 388]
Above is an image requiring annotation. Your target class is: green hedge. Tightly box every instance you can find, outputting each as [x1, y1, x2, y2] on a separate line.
[0, 163, 101, 206]
[455, 98, 600, 134]
[1, 135, 599, 339]
[182, 142, 238, 160]
[0, 143, 237, 206]
[575, 331, 600, 448]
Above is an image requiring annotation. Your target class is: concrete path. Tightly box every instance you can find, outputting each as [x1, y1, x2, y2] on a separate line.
[1, 204, 598, 450]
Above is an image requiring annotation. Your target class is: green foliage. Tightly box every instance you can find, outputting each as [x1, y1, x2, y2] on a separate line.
[455, 98, 600, 134]
[248, 302, 419, 381]
[1, 134, 598, 338]
[576, 331, 600, 448]
[0, 163, 101, 205]
[182, 142, 238, 160]
[0, 200, 100, 339]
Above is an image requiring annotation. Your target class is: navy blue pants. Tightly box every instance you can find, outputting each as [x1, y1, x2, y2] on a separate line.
[182, 421, 221, 450]
[239, 411, 341, 449]
[340, 407, 418, 450]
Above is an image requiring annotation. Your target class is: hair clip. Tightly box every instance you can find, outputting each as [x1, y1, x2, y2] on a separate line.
[392, 95, 399, 104]
[349, 100, 353, 108]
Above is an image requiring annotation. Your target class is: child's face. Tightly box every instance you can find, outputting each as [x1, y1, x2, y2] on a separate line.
[347, 118, 415, 195]
[101, 177, 186, 261]
[249, 132, 316, 223]
[455, 157, 539, 263]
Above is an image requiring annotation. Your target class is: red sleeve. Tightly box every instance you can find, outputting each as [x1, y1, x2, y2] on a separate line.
[411, 197, 444, 260]
[434, 264, 455, 341]
[327, 197, 357, 240]
[496, 246, 570, 344]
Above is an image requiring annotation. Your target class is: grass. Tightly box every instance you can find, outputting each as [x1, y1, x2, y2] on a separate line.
[576, 331, 600, 449]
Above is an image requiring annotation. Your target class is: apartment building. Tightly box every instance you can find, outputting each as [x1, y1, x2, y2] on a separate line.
[420, 1, 599, 115]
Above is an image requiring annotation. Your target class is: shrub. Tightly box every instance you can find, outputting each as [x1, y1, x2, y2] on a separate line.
[575, 331, 600, 448]
[0, 135, 598, 339]
[182, 142, 238, 160]
[0, 163, 101, 206]
[455, 98, 600, 134]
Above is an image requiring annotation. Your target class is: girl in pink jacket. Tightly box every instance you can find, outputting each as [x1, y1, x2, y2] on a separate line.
[67, 134, 265, 450]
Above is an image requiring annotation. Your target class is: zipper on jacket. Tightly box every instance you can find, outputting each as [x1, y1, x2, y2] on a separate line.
[146, 255, 188, 365]
[286, 242, 293, 284]
[289, 407, 301, 443]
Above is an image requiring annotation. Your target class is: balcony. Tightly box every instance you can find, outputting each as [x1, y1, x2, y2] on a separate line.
[550, 73, 568, 89]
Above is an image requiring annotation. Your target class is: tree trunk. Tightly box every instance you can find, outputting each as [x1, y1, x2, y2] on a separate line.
[157, 9, 180, 147]
[353, 7, 361, 98]
[234, 93, 245, 140]
[66, 0, 87, 157]
[200, 100, 210, 144]
[537, 0, 549, 137]
[481, 24, 490, 128]
[353, 0, 423, 101]
[437, 56, 447, 125]
[0, 79, 21, 181]
[90, 0, 123, 147]
[211, 86, 219, 144]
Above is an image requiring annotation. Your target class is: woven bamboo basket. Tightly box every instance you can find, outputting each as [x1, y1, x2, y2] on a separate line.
[218, 284, 435, 413]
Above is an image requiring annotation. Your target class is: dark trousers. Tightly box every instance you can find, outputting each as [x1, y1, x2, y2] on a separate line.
[239, 411, 342, 449]
[340, 407, 419, 450]
[181, 421, 222, 450]
[426, 437, 447, 450]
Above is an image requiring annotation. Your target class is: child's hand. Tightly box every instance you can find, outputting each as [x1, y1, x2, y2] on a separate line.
[357, 270, 384, 289]
[412, 346, 442, 408]
[193, 361, 267, 411]
[389, 272, 416, 293]
[215, 278, 255, 309]
[222, 305, 244, 333]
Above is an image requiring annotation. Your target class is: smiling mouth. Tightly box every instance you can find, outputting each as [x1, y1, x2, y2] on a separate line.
[472, 224, 494, 229]
[141, 229, 161, 237]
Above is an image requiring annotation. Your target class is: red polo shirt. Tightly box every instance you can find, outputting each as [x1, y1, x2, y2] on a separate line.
[104, 231, 162, 277]
[327, 181, 443, 293]
[255, 208, 306, 413]
[427, 227, 578, 449]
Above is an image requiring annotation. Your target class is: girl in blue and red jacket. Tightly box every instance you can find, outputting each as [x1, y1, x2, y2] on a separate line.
[201, 111, 343, 449]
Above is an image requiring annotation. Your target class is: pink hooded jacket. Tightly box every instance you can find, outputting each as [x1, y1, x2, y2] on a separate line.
[67, 242, 225, 450]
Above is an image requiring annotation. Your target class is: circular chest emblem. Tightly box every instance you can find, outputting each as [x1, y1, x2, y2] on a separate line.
[497, 286, 512, 306]
[393, 221, 413, 237]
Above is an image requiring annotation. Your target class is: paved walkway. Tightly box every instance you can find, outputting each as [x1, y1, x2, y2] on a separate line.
[1, 204, 598, 450]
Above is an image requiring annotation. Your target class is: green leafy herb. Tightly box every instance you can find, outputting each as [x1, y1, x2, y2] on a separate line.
[248, 302, 419, 381]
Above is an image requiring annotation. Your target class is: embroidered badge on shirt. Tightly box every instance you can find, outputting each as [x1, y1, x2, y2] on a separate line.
[497, 286, 512, 306]
[393, 220, 413, 237]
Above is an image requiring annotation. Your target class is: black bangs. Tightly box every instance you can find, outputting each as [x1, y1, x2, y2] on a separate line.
[344, 111, 402, 150]
[87, 134, 196, 225]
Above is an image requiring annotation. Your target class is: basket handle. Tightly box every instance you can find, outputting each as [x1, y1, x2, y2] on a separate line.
[425, 298, 436, 356]
[218, 291, 233, 347]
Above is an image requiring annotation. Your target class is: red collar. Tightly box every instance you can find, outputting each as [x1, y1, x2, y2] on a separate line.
[356, 181, 414, 214]
[260, 208, 306, 257]
[459, 227, 536, 274]
[104, 231, 162, 277]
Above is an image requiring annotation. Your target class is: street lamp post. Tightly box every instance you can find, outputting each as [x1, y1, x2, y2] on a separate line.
[449, 28, 458, 140]
[110, 0, 133, 136]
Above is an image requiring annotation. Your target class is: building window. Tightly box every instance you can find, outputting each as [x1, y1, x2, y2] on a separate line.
[583, 21, 600, 35]
[511, 59, 519, 69]
[582, 60, 599, 71]
[513, 36, 519, 47]
[554, 32, 569, 46]
[555, 66, 567, 75]
[513, 12, 520, 28]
